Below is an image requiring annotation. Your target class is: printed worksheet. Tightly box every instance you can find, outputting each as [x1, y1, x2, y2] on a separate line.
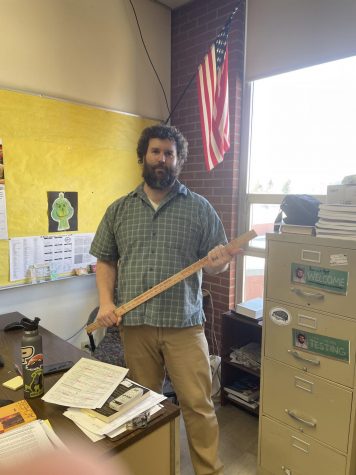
[42, 358, 128, 409]
[9, 233, 96, 281]
[0, 185, 8, 239]
[0, 420, 64, 467]
[9, 236, 44, 281]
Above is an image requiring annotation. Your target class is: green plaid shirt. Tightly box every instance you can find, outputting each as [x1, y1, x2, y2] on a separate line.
[90, 180, 227, 327]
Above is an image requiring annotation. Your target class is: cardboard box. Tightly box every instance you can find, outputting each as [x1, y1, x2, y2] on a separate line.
[327, 185, 356, 205]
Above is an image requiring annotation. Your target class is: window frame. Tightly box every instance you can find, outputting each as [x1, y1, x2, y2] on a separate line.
[236, 80, 324, 304]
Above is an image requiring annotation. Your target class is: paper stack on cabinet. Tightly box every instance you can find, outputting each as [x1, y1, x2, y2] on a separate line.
[280, 224, 315, 236]
[327, 184, 356, 205]
[235, 297, 263, 320]
[316, 204, 356, 240]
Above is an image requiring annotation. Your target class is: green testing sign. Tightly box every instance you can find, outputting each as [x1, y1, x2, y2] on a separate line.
[291, 263, 348, 295]
[292, 328, 350, 362]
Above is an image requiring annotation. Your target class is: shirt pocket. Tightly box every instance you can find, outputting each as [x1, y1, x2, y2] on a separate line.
[160, 214, 203, 259]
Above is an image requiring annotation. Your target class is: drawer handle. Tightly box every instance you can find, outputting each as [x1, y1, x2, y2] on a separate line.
[281, 467, 292, 475]
[288, 349, 320, 366]
[285, 408, 317, 428]
[290, 287, 325, 300]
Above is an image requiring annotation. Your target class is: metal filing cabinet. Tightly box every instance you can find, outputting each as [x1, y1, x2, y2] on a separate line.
[257, 233, 356, 475]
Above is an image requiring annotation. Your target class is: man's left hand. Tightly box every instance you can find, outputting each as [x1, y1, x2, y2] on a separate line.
[204, 244, 243, 275]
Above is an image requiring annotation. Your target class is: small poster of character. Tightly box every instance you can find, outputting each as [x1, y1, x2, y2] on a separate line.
[48, 191, 78, 232]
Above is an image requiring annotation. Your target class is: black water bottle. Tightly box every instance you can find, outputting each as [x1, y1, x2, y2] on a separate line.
[20, 317, 44, 399]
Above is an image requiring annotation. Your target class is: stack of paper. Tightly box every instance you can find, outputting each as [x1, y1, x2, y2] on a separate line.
[235, 297, 263, 320]
[230, 342, 261, 373]
[42, 357, 166, 442]
[316, 204, 356, 240]
[224, 373, 260, 410]
[0, 419, 67, 467]
[280, 224, 315, 236]
[327, 184, 356, 205]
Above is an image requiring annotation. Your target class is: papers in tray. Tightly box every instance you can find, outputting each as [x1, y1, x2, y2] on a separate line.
[64, 400, 165, 442]
[84, 378, 151, 422]
[42, 357, 167, 442]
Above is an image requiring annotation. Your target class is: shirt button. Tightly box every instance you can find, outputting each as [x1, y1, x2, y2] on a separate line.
[149, 267, 153, 271]
[151, 250, 155, 254]
[152, 232, 156, 236]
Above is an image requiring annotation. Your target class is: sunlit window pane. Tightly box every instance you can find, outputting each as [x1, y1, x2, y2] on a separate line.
[248, 56, 356, 195]
[243, 255, 265, 301]
[249, 204, 280, 249]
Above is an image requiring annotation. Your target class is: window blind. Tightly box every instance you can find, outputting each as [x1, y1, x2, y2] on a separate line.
[245, 0, 356, 81]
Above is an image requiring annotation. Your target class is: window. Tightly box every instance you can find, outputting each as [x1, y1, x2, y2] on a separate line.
[237, 56, 356, 303]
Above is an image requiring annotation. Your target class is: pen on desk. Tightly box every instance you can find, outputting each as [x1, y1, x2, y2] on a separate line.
[14, 363, 23, 376]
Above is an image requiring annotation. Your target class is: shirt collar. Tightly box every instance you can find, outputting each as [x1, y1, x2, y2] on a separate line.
[132, 180, 188, 199]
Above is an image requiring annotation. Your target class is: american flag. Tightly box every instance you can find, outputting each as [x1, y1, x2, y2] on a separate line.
[197, 26, 230, 172]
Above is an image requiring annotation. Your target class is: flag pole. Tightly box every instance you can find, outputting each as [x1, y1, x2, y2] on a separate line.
[164, 1, 242, 125]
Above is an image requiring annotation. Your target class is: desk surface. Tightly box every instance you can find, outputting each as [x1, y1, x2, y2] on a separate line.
[0, 312, 180, 456]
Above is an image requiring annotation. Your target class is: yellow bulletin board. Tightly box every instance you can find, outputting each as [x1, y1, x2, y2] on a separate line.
[0, 89, 156, 288]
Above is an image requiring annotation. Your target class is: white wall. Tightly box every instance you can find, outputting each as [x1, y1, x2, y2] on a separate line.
[1, 276, 99, 349]
[0, 0, 171, 345]
[0, 0, 171, 119]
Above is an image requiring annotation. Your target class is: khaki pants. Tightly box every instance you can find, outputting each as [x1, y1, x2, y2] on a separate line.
[121, 325, 224, 475]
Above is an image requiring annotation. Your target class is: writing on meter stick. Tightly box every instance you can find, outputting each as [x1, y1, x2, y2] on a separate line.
[86, 229, 257, 334]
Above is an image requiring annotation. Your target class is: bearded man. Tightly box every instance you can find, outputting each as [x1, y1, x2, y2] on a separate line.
[90, 124, 235, 475]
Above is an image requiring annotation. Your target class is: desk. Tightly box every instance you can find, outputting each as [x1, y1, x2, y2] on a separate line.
[0, 312, 180, 475]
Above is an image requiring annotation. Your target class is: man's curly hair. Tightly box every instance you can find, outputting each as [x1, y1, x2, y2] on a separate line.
[136, 124, 188, 166]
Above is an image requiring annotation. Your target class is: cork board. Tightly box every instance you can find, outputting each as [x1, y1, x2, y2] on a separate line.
[0, 89, 155, 287]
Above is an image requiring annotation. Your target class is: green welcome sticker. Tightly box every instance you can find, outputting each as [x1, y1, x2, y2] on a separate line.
[292, 328, 349, 362]
[291, 263, 348, 295]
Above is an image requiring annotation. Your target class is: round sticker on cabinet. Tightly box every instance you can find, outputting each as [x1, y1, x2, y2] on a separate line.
[270, 307, 291, 325]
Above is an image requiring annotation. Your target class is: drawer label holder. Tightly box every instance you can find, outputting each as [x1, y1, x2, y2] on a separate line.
[291, 263, 348, 295]
[292, 328, 350, 362]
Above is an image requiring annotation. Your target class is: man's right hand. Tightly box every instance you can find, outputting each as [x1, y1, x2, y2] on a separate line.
[96, 303, 122, 327]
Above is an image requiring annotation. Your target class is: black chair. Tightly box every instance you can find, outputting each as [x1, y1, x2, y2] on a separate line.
[87, 307, 126, 367]
[86, 307, 178, 404]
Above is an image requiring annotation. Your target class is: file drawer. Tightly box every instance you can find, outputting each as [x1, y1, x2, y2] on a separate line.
[262, 358, 352, 452]
[260, 415, 346, 475]
[264, 301, 356, 387]
[266, 238, 356, 318]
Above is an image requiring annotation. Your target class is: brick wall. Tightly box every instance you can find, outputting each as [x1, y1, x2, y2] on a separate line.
[171, 0, 246, 351]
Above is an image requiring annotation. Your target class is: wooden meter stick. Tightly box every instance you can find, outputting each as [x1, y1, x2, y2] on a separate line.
[86, 229, 257, 334]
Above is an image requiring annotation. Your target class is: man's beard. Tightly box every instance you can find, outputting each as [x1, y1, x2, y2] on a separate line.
[142, 160, 179, 190]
